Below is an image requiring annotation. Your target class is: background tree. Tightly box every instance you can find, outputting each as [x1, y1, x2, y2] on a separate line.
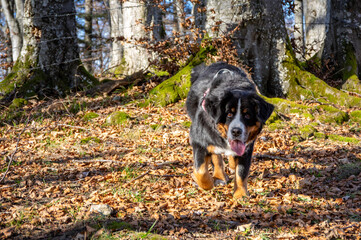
[0, 0, 97, 99]
[1, 0, 23, 63]
[108, 0, 124, 71]
[322, 0, 361, 92]
[83, 0, 93, 72]
[205, 0, 288, 97]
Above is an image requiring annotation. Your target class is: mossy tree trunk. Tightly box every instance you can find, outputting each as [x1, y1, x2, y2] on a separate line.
[0, 0, 98, 100]
[322, 0, 361, 93]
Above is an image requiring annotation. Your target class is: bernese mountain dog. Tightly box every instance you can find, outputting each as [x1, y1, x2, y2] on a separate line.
[186, 62, 274, 198]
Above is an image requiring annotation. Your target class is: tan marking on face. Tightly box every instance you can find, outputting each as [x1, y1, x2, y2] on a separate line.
[246, 121, 261, 142]
[231, 107, 236, 112]
[233, 165, 248, 198]
[217, 123, 228, 139]
[193, 156, 214, 190]
[242, 108, 249, 114]
[228, 156, 237, 170]
[211, 154, 228, 182]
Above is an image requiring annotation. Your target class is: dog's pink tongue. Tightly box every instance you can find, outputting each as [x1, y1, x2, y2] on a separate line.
[230, 140, 245, 156]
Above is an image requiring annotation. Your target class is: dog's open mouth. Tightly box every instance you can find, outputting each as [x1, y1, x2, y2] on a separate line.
[229, 140, 245, 156]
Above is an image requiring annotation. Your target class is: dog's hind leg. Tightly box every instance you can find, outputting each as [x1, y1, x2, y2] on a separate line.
[211, 154, 229, 186]
[192, 146, 214, 190]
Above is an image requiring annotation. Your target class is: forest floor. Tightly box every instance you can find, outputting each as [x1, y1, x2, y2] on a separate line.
[0, 85, 360, 240]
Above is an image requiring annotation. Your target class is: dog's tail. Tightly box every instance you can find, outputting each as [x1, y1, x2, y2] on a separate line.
[190, 63, 206, 84]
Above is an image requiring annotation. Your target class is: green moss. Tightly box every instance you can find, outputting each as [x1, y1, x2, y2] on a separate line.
[299, 125, 317, 139]
[9, 98, 28, 110]
[302, 113, 315, 120]
[265, 112, 280, 125]
[82, 112, 99, 121]
[291, 135, 301, 143]
[106, 111, 130, 125]
[268, 120, 286, 131]
[342, 75, 361, 94]
[147, 45, 216, 106]
[80, 137, 101, 144]
[283, 50, 361, 108]
[350, 110, 361, 123]
[342, 44, 358, 81]
[314, 132, 326, 139]
[328, 134, 360, 144]
[77, 65, 99, 89]
[315, 105, 349, 124]
[181, 121, 192, 128]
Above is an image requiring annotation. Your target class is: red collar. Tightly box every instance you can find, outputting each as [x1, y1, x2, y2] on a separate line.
[201, 88, 210, 112]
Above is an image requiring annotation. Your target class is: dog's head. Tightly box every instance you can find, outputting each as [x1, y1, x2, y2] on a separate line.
[205, 88, 274, 156]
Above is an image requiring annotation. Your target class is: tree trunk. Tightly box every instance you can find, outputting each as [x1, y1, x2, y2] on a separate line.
[84, 0, 93, 72]
[192, 0, 206, 32]
[174, 0, 185, 35]
[122, 0, 150, 75]
[146, 0, 165, 41]
[294, 0, 305, 61]
[0, 0, 98, 99]
[303, 0, 331, 60]
[122, 0, 164, 75]
[108, 0, 124, 71]
[205, 0, 288, 97]
[1, 0, 23, 61]
[322, 0, 361, 85]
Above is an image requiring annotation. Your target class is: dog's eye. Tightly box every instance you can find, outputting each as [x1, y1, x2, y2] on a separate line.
[244, 114, 251, 119]
[227, 113, 233, 118]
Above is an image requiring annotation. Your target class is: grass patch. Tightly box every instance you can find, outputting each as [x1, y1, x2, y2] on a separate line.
[328, 134, 360, 144]
[336, 162, 361, 180]
[83, 112, 99, 121]
[80, 137, 101, 144]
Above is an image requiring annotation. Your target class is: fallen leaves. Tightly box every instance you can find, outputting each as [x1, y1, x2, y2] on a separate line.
[0, 92, 360, 239]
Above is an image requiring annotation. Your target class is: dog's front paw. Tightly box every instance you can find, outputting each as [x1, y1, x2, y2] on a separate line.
[214, 178, 228, 186]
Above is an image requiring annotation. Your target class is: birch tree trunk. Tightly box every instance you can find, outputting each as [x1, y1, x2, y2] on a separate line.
[205, 0, 288, 97]
[122, 0, 149, 74]
[1, 0, 23, 62]
[303, 0, 331, 60]
[0, 0, 97, 98]
[294, 0, 305, 61]
[108, 0, 124, 70]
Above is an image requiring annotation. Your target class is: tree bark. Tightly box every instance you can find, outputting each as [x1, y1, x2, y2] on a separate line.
[1, 0, 23, 61]
[108, 0, 124, 70]
[146, 0, 165, 41]
[205, 0, 288, 97]
[294, 0, 305, 61]
[122, 0, 149, 75]
[192, 0, 206, 32]
[303, 0, 331, 60]
[322, 0, 361, 82]
[0, 0, 98, 99]
[84, 0, 93, 72]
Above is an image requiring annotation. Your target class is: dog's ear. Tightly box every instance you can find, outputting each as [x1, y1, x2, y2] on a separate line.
[253, 95, 274, 124]
[204, 91, 231, 123]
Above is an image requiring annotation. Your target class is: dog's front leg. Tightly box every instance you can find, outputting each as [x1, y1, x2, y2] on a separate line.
[192, 145, 214, 190]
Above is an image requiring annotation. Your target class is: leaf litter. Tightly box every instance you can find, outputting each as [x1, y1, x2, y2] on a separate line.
[0, 87, 360, 239]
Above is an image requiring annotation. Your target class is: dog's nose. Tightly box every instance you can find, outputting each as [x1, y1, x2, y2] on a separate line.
[231, 128, 242, 137]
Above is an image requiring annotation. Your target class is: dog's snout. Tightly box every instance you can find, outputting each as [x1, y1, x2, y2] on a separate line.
[231, 128, 242, 137]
